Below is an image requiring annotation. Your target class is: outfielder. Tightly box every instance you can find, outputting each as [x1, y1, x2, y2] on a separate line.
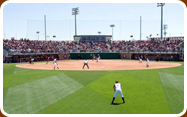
[111, 80, 125, 104]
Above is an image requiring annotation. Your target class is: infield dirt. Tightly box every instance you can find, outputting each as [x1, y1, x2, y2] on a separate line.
[15, 60, 181, 71]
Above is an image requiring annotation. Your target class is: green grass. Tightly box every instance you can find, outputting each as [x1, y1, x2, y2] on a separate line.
[3, 62, 184, 114]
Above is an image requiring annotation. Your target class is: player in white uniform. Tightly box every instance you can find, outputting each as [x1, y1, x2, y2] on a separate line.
[82, 59, 89, 69]
[53, 58, 59, 70]
[111, 80, 125, 104]
[139, 57, 142, 63]
[146, 58, 149, 67]
[31, 58, 34, 64]
[96, 55, 100, 63]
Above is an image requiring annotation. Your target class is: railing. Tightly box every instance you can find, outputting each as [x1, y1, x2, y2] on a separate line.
[8, 51, 61, 56]
[7, 48, 183, 56]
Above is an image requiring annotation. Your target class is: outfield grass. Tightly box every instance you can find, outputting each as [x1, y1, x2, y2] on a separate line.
[3, 61, 184, 114]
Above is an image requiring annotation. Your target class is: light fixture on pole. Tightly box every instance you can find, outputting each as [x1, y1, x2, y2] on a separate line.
[146, 36, 149, 40]
[110, 24, 115, 40]
[150, 34, 152, 37]
[98, 31, 101, 35]
[130, 35, 133, 40]
[36, 31, 39, 40]
[157, 3, 165, 40]
[72, 7, 79, 36]
[53, 35, 56, 40]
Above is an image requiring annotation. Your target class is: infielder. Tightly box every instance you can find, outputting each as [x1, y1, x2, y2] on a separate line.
[156, 55, 159, 62]
[46, 56, 50, 64]
[96, 55, 100, 63]
[111, 80, 125, 104]
[139, 57, 142, 63]
[92, 54, 95, 61]
[146, 58, 149, 67]
[29, 56, 34, 64]
[31, 58, 34, 64]
[53, 58, 59, 70]
[82, 59, 89, 69]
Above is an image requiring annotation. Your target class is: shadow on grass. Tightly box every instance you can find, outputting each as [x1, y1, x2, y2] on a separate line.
[110, 102, 124, 105]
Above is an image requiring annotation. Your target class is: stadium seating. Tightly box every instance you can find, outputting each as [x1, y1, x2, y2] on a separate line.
[3, 37, 184, 54]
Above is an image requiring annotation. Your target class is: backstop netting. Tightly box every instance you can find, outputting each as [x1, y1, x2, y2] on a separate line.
[26, 19, 178, 41]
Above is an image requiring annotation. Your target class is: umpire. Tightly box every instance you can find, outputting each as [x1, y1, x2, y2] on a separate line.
[82, 59, 89, 69]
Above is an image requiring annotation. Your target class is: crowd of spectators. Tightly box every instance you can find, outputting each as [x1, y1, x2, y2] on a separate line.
[3, 38, 79, 53]
[3, 37, 184, 54]
[110, 37, 184, 52]
[79, 41, 110, 52]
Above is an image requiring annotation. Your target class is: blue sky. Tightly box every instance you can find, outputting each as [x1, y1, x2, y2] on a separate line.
[2, 2, 185, 40]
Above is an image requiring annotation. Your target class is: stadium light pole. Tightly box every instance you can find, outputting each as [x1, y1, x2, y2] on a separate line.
[140, 16, 142, 41]
[163, 24, 168, 36]
[72, 7, 79, 36]
[36, 31, 39, 40]
[157, 3, 165, 40]
[47, 35, 50, 40]
[98, 31, 101, 35]
[110, 24, 115, 40]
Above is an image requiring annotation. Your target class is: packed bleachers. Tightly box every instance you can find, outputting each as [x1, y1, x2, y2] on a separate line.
[3, 38, 79, 53]
[3, 37, 184, 54]
[110, 38, 184, 52]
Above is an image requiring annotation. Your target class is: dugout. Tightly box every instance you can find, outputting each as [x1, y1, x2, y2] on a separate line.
[126, 52, 182, 61]
[70, 53, 120, 59]
[6, 52, 183, 63]
[6, 53, 61, 63]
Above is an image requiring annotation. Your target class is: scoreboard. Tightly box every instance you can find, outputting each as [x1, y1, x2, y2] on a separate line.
[74, 35, 112, 42]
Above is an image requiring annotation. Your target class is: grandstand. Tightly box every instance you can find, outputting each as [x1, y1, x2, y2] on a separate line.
[3, 35, 184, 63]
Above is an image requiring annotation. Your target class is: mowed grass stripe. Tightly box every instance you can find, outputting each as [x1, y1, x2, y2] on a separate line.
[13, 66, 29, 74]
[4, 73, 83, 114]
[88, 72, 171, 114]
[3, 64, 17, 89]
[63, 71, 110, 86]
[4, 66, 65, 89]
[37, 71, 115, 114]
[37, 87, 130, 114]
[158, 72, 184, 114]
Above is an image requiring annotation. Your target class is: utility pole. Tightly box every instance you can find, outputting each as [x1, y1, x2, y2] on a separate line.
[140, 16, 142, 40]
[44, 15, 47, 41]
